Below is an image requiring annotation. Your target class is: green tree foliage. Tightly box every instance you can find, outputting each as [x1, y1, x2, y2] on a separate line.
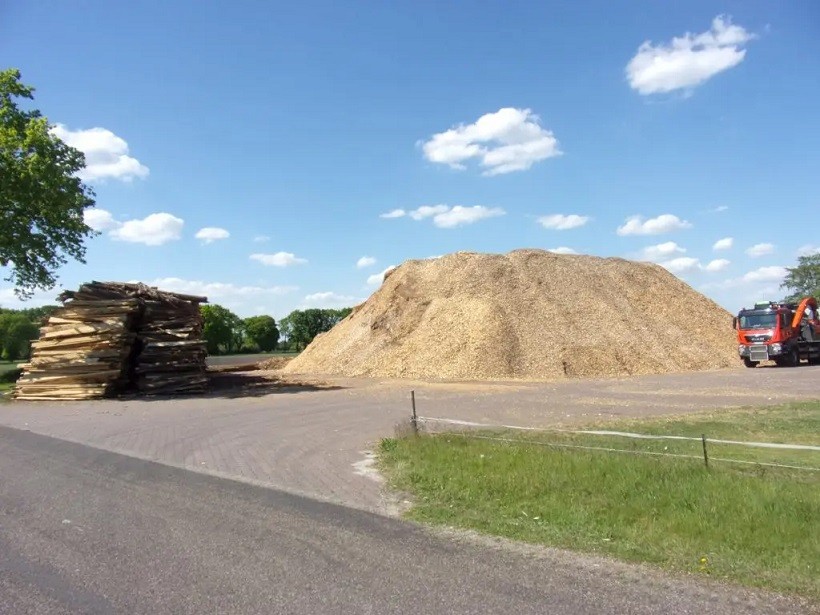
[1, 69, 96, 298]
[243, 315, 279, 352]
[0, 310, 40, 360]
[781, 254, 820, 302]
[200, 304, 243, 355]
[279, 308, 351, 350]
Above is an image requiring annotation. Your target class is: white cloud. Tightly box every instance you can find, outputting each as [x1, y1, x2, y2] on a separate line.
[253, 235, 270, 243]
[659, 257, 701, 274]
[380, 209, 406, 219]
[356, 256, 377, 269]
[409, 205, 450, 220]
[195, 227, 230, 244]
[420, 107, 561, 176]
[617, 214, 692, 236]
[797, 245, 820, 256]
[742, 266, 787, 283]
[50, 124, 149, 182]
[547, 247, 578, 255]
[713, 237, 733, 251]
[367, 265, 396, 286]
[83, 208, 120, 232]
[712, 205, 729, 213]
[626, 16, 755, 95]
[704, 258, 731, 272]
[745, 243, 774, 258]
[250, 252, 308, 267]
[641, 241, 686, 261]
[432, 206, 505, 228]
[397, 205, 505, 228]
[0, 286, 62, 308]
[149, 278, 297, 300]
[301, 292, 363, 309]
[537, 214, 590, 230]
[110, 213, 183, 246]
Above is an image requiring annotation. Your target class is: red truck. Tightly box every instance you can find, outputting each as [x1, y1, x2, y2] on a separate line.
[734, 297, 820, 367]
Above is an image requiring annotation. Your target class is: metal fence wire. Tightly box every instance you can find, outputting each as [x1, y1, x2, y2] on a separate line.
[413, 415, 820, 473]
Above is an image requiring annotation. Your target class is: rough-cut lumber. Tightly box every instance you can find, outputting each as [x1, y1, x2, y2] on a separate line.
[14, 281, 208, 401]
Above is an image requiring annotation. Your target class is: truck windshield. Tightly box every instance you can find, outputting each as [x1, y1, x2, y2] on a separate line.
[738, 313, 777, 330]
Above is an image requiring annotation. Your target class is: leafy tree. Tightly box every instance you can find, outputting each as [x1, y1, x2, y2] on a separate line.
[200, 304, 243, 354]
[0, 311, 39, 360]
[1, 69, 96, 298]
[243, 315, 279, 352]
[781, 254, 820, 302]
[279, 308, 352, 350]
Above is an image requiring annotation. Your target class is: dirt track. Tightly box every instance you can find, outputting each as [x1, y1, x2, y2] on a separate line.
[0, 365, 818, 513]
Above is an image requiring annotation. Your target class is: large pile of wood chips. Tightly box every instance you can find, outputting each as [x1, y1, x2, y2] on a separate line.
[283, 250, 738, 380]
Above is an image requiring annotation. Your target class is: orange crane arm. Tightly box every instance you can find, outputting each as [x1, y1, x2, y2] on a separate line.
[791, 297, 819, 329]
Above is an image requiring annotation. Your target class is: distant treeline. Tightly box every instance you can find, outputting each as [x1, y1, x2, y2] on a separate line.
[0, 306, 57, 361]
[200, 305, 352, 355]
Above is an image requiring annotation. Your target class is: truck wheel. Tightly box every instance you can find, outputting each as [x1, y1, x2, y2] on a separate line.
[743, 357, 758, 368]
[808, 355, 820, 366]
[785, 347, 800, 367]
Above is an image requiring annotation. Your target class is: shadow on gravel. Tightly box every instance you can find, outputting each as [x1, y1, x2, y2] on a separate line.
[116, 370, 344, 402]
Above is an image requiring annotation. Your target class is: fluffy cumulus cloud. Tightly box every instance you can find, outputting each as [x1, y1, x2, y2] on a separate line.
[110, 213, 184, 246]
[433, 206, 505, 228]
[547, 247, 577, 255]
[367, 265, 396, 286]
[742, 266, 787, 283]
[617, 214, 692, 236]
[253, 235, 270, 243]
[379, 209, 406, 219]
[641, 241, 686, 261]
[703, 258, 731, 272]
[50, 124, 149, 182]
[301, 292, 363, 309]
[409, 205, 450, 221]
[83, 208, 120, 231]
[659, 257, 701, 274]
[745, 243, 774, 258]
[537, 214, 590, 230]
[713, 237, 734, 251]
[250, 252, 308, 267]
[626, 16, 755, 95]
[385, 205, 505, 228]
[150, 278, 297, 300]
[195, 227, 230, 244]
[356, 256, 377, 269]
[420, 107, 561, 176]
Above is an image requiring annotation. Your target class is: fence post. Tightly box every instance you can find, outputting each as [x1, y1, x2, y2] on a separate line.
[701, 434, 709, 468]
[411, 390, 418, 436]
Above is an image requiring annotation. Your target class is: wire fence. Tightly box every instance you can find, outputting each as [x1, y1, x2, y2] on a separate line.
[405, 390, 820, 473]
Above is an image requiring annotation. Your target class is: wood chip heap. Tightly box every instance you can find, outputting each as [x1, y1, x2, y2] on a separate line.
[284, 250, 739, 381]
[15, 282, 207, 400]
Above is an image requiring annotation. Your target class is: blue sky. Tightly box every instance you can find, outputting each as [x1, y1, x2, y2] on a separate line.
[2, 1, 819, 318]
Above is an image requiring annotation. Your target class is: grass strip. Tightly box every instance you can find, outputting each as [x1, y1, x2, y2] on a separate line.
[379, 402, 820, 598]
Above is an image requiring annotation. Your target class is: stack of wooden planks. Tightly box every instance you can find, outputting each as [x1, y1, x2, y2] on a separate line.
[134, 290, 208, 395]
[14, 282, 208, 401]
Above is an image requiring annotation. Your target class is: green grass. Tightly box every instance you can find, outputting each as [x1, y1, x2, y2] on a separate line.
[0, 361, 21, 375]
[379, 402, 820, 598]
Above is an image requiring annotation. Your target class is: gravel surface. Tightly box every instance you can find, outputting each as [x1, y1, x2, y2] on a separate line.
[0, 365, 818, 514]
[0, 427, 810, 615]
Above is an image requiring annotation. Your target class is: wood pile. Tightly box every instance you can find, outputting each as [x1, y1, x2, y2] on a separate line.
[14, 282, 207, 401]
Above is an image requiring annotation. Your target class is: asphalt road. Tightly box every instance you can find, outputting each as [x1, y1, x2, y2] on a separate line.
[0, 426, 808, 615]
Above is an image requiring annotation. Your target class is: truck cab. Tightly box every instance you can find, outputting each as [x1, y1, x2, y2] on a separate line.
[735, 298, 820, 367]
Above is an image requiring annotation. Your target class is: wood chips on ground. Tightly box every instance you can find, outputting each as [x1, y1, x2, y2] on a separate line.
[284, 250, 739, 381]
